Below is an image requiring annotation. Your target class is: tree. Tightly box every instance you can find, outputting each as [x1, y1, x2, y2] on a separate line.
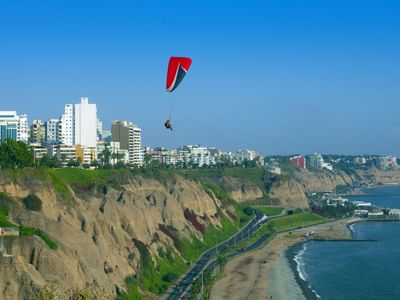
[100, 149, 111, 168]
[0, 140, 34, 168]
[38, 155, 61, 168]
[23, 194, 42, 211]
[67, 159, 80, 167]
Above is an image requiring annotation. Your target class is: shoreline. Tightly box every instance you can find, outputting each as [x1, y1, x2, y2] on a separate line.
[210, 218, 360, 300]
[286, 243, 318, 300]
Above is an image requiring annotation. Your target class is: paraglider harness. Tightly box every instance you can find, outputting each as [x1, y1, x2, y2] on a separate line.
[164, 119, 173, 131]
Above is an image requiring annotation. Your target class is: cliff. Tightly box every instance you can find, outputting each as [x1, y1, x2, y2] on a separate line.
[1, 166, 397, 299]
[0, 169, 243, 299]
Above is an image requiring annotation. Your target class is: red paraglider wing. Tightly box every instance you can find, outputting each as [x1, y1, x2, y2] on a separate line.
[166, 57, 192, 92]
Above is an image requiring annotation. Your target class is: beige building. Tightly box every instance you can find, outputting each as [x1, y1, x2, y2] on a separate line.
[30, 120, 46, 143]
[111, 120, 142, 166]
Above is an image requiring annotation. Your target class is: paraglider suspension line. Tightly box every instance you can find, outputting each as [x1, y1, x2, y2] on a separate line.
[168, 98, 174, 121]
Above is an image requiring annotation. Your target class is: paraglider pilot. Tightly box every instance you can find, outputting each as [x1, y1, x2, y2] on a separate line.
[164, 119, 173, 130]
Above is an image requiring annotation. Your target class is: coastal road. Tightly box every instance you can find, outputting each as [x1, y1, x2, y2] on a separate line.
[162, 211, 267, 300]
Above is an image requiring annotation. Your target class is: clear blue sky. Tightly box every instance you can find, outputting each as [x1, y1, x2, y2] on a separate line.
[1, 0, 400, 155]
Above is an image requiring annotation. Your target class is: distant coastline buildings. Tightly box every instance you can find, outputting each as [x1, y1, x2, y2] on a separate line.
[1, 97, 142, 167]
[290, 155, 306, 170]
[3, 100, 400, 172]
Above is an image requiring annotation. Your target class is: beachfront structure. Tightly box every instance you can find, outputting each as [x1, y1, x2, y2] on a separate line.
[327, 197, 349, 207]
[388, 209, 400, 219]
[111, 120, 143, 166]
[352, 201, 372, 209]
[354, 209, 369, 217]
[0, 111, 29, 143]
[368, 211, 384, 220]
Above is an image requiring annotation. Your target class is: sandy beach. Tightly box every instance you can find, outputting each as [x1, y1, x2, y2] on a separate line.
[210, 218, 359, 300]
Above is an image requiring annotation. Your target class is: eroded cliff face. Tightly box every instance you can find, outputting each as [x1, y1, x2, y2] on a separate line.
[269, 180, 309, 208]
[0, 172, 230, 300]
[219, 177, 263, 203]
[291, 170, 355, 192]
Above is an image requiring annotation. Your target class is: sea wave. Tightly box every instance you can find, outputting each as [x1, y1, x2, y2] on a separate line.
[349, 223, 355, 235]
[294, 243, 321, 299]
[294, 243, 308, 281]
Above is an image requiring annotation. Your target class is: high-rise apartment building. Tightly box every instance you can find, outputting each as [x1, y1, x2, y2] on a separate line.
[74, 97, 97, 148]
[45, 118, 60, 142]
[17, 114, 29, 143]
[60, 104, 74, 145]
[30, 119, 46, 143]
[59, 97, 97, 148]
[111, 120, 142, 166]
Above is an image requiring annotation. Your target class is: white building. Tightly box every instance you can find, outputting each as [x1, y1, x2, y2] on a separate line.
[308, 153, 333, 171]
[182, 145, 212, 167]
[0, 111, 29, 143]
[109, 141, 130, 166]
[17, 114, 29, 143]
[74, 97, 97, 148]
[60, 104, 74, 145]
[131, 125, 142, 166]
[237, 149, 257, 162]
[59, 97, 97, 149]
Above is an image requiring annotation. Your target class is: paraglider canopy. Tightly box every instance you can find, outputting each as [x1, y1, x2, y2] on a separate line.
[166, 57, 192, 92]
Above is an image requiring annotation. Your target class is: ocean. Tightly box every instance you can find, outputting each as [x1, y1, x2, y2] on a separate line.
[290, 186, 400, 300]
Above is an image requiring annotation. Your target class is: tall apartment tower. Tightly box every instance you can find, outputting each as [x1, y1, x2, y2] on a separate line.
[111, 120, 142, 166]
[74, 97, 97, 147]
[60, 104, 74, 145]
[17, 114, 29, 143]
[59, 97, 97, 147]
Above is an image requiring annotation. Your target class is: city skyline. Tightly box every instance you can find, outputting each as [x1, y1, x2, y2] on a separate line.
[1, 1, 400, 155]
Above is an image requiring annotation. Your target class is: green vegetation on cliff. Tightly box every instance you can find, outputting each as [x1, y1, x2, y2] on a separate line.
[19, 226, 58, 251]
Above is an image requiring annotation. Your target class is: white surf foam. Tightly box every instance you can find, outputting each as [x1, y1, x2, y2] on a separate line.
[294, 243, 308, 281]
